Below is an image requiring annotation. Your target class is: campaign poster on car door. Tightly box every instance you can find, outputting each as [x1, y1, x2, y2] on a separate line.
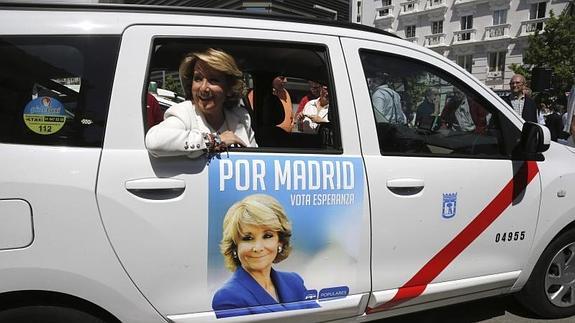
[207, 155, 364, 318]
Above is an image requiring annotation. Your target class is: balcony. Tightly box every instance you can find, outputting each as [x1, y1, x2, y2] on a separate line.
[452, 0, 478, 17]
[426, 0, 445, 7]
[399, 0, 420, 16]
[453, 29, 477, 44]
[375, 5, 395, 22]
[520, 18, 547, 36]
[484, 24, 511, 40]
[404, 36, 419, 44]
[487, 70, 504, 80]
[424, 33, 447, 48]
[453, 0, 485, 6]
[422, 0, 448, 16]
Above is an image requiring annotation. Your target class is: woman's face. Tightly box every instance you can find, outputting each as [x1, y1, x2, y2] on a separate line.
[191, 60, 230, 116]
[236, 223, 280, 275]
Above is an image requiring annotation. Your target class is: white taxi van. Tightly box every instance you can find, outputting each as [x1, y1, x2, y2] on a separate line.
[1, 2, 575, 322]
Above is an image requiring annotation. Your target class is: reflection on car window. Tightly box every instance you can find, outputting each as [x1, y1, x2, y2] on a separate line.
[0, 36, 119, 147]
[359, 50, 520, 158]
[146, 39, 342, 153]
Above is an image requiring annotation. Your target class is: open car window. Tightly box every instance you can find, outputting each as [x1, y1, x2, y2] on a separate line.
[146, 38, 342, 154]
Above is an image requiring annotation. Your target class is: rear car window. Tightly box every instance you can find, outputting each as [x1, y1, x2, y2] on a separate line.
[0, 36, 120, 147]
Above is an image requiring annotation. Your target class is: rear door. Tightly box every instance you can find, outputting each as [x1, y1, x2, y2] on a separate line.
[341, 38, 541, 313]
[97, 24, 370, 322]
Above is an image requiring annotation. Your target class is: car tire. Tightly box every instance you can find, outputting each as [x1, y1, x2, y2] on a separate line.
[0, 305, 109, 323]
[517, 228, 575, 318]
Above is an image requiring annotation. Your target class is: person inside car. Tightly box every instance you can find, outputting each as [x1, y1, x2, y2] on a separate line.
[295, 80, 322, 116]
[272, 75, 294, 133]
[415, 88, 439, 128]
[145, 48, 257, 158]
[368, 73, 406, 125]
[440, 88, 475, 132]
[296, 84, 329, 134]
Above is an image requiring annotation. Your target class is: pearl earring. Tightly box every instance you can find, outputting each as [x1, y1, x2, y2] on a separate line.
[278, 245, 283, 253]
[232, 250, 238, 259]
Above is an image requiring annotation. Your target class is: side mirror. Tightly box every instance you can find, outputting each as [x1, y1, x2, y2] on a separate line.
[513, 122, 550, 161]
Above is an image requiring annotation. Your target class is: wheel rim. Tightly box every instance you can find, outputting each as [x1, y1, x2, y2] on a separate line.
[545, 242, 575, 307]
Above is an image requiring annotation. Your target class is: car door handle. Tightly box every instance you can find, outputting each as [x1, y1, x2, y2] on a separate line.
[125, 178, 185, 200]
[386, 178, 424, 196]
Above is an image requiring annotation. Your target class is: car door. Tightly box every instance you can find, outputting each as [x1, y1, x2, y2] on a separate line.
[341, 38, 541, 313]
[96, 23, 370, 322]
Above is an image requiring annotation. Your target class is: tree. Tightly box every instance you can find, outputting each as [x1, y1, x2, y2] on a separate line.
[509, 63, 530, 80]
[511, 5, 575, 103]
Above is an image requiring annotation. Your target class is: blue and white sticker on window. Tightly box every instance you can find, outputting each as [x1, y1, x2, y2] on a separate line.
[23, 96, 66, 135]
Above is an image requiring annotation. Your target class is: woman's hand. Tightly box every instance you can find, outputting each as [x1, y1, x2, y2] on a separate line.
[308, 114, 325, 123]
[295, 112, 305, 121]
[219, 130, 247, 149]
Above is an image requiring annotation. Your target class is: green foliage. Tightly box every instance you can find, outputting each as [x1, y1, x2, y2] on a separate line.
[509, 63, 531, 81]
[402, 77, 428, 113]
[163, 74, 184, 97]
[517, 7, 575, 101]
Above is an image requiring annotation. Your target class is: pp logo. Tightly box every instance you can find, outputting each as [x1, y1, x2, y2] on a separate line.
[442, 193, 457, 219]
[304, 290, 318, 300]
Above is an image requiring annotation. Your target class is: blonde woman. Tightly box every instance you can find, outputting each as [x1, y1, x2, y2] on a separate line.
[212, 194, 318, 318]
[145, 48, 257, 158]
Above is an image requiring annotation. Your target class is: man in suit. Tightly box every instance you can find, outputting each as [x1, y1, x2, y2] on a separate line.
[504, 74, 537, 123]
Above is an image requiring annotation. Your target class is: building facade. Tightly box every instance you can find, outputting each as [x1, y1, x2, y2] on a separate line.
[354, 0, 570, 90]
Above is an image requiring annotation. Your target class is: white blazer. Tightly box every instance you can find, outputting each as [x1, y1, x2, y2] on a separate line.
[145, 101, 257, 158]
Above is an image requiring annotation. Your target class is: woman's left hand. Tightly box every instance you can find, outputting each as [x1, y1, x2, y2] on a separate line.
[218, 131, 247, 149]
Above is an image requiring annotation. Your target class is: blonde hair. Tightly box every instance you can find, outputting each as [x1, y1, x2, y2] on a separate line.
[220, 194, 292, 272]
[179, 48, 246, 109]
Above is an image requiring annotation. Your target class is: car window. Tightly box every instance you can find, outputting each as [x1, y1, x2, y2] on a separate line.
[359, 50, 520, 158]
[146, 38, 342, 153]
[0, 36, 120, 147]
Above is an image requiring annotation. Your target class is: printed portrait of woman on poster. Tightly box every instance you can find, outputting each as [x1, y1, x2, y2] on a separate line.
[211, 194, 319, 318]
[208, 155, 364, 319]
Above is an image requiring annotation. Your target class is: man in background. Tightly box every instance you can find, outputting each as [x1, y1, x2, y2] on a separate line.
[504, 74, 537, 123]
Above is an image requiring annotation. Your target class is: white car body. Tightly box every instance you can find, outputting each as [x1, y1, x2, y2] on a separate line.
[0, 3, 574, 323]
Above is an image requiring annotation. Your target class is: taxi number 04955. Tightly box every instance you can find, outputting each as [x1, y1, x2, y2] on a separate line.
[495, 231, 525, 243]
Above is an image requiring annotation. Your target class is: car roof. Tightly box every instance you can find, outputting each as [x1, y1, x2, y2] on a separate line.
[0, 1, 399, 39]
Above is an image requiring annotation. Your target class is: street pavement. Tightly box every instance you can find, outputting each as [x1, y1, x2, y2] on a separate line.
[376, 295, 575, 322]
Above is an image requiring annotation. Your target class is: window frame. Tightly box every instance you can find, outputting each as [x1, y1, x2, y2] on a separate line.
[460, 15, 473, 30]
[145, 37, 344, 155]
[432, 20, 444, 34]
[456, 54, 473, 73]
[0, 35, 120, 148]
[488, 51, 506, 73]
[358, 49, 521, 160]
[405, 25, 417, 38]
[493, 9, 507, 25]
[530, 2, 547, 19]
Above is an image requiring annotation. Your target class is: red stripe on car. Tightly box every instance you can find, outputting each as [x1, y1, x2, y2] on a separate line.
[367, 160, 539, 314]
